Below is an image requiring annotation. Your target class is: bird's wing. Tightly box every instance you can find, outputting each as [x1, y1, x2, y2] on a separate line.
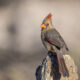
[44, 29, 69, 50]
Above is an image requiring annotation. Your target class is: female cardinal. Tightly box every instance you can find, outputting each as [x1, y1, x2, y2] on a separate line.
[41, 13, 69, 77]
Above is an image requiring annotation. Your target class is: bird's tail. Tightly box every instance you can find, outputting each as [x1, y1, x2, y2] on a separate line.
[57, 52, 69, 77]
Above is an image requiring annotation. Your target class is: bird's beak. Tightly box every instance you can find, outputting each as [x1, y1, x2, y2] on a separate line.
[41, 24, 46, 29]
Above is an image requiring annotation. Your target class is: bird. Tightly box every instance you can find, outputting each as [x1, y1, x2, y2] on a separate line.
[41, 13, 69, 77]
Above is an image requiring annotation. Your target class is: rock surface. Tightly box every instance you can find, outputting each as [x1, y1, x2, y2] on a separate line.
[61, 55, 78, 80]
[35, 51, 79, 80]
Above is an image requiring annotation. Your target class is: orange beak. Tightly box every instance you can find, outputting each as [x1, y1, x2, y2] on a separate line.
[41, 24, 46, 29]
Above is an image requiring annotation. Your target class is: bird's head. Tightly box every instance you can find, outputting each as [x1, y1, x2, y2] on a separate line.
[41, 13, 53, 31]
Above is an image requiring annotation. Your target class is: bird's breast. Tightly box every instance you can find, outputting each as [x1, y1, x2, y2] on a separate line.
[41, 32, 52, 51]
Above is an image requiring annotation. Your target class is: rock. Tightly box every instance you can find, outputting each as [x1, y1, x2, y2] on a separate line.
[61, 55, 79, 80]
[35, 51, 79, 80]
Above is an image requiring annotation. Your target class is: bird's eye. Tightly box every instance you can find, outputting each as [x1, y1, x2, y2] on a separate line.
[46, 23, 49, 26]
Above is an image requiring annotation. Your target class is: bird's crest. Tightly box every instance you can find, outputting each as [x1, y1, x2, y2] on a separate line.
[46, 13, 52, 19]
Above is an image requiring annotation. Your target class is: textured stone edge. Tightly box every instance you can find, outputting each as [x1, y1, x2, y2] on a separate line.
[35, 54, 79, 80]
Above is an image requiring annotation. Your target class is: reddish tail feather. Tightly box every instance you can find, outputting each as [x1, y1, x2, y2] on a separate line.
[56, 53, 69, 77]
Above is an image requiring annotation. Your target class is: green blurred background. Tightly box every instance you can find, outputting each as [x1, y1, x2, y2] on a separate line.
[0, 0, 80, 80]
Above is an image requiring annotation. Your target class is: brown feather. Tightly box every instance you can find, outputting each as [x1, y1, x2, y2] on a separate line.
[47, 13, 52, 19]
